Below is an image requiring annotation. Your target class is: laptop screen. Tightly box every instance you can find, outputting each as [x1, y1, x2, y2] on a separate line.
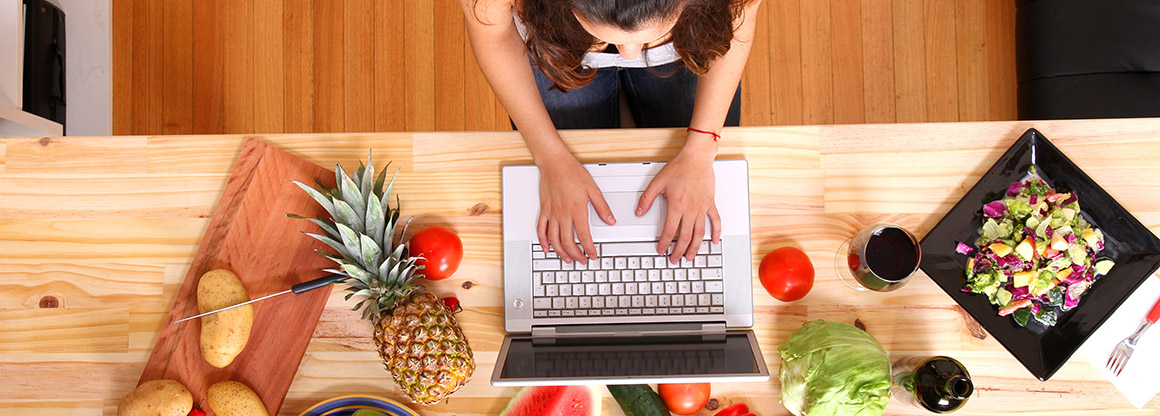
[494, 331, 768, 385]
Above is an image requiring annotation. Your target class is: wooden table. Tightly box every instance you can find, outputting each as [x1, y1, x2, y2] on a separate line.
[2, 119, 1159, 415]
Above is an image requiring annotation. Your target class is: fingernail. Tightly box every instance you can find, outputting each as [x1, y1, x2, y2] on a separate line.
[635, 208, 643, 216]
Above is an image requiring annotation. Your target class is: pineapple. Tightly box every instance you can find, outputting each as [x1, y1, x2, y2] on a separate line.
[289, 154, 474, 405]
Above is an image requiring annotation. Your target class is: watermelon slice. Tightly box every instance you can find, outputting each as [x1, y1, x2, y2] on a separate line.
[499, 385, 602, 416]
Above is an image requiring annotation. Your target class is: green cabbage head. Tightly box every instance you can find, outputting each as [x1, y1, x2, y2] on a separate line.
[778, 320, 891, 416]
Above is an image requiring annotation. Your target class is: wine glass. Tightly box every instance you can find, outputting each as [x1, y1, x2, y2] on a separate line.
[835, 223, 921, 291]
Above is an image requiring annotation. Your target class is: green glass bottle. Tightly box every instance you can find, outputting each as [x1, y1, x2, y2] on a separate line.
[891, 356, 974, 413]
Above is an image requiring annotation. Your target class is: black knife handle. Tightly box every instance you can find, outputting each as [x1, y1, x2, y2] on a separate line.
[291, 274, 348, 294]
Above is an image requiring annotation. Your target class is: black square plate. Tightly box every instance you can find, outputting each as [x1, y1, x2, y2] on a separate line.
[919, 128, 1160, 381]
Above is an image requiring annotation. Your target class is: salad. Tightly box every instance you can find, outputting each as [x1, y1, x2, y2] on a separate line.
[959, 169, 1114, 327]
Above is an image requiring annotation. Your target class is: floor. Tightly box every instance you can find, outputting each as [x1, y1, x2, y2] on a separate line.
[111, 0, 1016, 135]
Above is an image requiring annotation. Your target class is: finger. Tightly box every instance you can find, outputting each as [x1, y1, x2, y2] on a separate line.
[546, 218, 567, 263]
[685, 211, 707, 259]
[559, 219, 587, 264]
[709, 205, 722, 244]
[574, 209, 599, 260]
[670, 216, 694, 263]
[589, 188, 616, 226]
[636, 176, 665, 217]
[657, 203, 682, 257]
[537, 214, 551, 254]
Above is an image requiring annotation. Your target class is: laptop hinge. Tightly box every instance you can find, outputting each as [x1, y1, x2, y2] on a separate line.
[531, 322, 727, 338]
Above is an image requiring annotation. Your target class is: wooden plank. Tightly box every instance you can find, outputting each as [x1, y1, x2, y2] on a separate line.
[253, 0, 285, 134]
[434, 0, 466, 131]
[130, 0, 162, 135]
[987, 0, 1017, 121]
[284, 0, 314, 133]
[955, 0, 988, 121]
[463, 17, 495, 132]
[373, 0, 406, 132]
[223, 0, 255, 133]
[111, 0, 132, 135]
[0, 263, 165, 309]
[3, 137, 146, 174]
[192, 0, 224, 134]
[138, 139, 337, 415]
[404, 0, 436, 131]
[892, 0, 927, 122]
[923, 0, 958, 122]
[161, 0, 193, 135]
[769, 0, 804, 125]
[343, 0, 374, 133]
[861, 0, 896, 123]
[799, 0, 834, 125]
[830, 0, 865, 124]
[741, 0, 773, 126]
[0, 309, 129, 353]
[313, 0, 344, 133]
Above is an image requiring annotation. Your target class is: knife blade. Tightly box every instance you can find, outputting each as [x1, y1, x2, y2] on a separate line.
[172, 274, 347, 324]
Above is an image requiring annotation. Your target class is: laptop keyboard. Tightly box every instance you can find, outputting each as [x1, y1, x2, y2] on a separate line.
[530, 241, 725, 318]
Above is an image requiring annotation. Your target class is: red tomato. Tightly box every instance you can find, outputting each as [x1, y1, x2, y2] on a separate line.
[758, 247, 815, 302]
[658, 383, 711, 415]
[188, 409, 206, 416]
[410, 226, 463, 281]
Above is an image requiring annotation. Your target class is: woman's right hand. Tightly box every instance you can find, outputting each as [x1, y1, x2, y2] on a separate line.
[537, 154, 616, 264]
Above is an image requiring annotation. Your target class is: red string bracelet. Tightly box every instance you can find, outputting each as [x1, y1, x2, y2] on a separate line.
[686, 127, 720, 142]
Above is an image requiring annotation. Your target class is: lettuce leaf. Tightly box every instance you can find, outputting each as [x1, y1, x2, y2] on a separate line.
[779, 321, 891, 416]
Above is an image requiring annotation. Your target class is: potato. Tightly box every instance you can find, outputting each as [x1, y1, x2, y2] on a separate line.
[117, 379, 193, 416]
[208, 380, 269, 416]
[197, 269, 254, 368]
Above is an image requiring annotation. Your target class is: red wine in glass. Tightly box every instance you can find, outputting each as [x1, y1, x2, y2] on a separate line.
[837, 223, 921, 291]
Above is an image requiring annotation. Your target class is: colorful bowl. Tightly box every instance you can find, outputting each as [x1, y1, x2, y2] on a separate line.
[299, 394, 420, 416]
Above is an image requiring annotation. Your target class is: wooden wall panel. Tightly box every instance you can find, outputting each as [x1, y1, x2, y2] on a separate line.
[343, 0, 374, 133]
[191, 0, 223, 134]
[111, 0, 132, 135]
[404, 1, 436, 131]
[799, 0, 834, 125]
[312, 0, 343, 133]
[254, 0, 285, 133]
[769, 0, 804, 126]
[130, 0, 161, 135]
[373, 0, 405, 132]
[923, 0, 958, 122]
[830, 0, 865, 125]
[740, 0, 772, 126]
[161, 0, 192, 135]
[893, 0, 928, 123]
[284, 0, 314, 133]
[223, 0, 255, 134]
[112, 0, 1019, 134]
[860, 0, 895, 123]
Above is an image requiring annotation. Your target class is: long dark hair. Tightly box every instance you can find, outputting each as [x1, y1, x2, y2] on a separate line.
[516, 0, 750, 92]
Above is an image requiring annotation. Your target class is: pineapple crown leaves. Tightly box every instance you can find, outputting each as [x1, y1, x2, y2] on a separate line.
[287, 152, 426, 321]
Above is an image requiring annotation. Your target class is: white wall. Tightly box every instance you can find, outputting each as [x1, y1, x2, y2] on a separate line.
[0, 0, 25, 108]
[58, 0, 110, 136]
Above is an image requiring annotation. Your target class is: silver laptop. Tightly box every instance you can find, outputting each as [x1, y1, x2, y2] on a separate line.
[492, 160, 769, 386]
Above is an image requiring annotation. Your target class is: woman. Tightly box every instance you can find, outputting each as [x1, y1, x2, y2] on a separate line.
[462, 0, 761, 266]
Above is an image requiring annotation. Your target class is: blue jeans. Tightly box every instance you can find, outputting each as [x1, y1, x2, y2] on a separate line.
[527, 61, 742, 129]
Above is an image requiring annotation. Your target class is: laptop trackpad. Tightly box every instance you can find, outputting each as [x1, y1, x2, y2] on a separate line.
[590, 192, 665, 227]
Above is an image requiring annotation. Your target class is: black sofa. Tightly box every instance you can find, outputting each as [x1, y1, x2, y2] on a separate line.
[1016, 0, 1160, 119]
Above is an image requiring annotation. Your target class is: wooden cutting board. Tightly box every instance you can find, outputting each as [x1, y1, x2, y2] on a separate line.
[139, 138, 336, 414]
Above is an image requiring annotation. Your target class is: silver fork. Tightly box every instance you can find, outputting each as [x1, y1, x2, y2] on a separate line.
[1106, 294, 1160, 376]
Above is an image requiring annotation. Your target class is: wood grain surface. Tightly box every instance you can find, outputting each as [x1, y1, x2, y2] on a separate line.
[139, 138, 338, 415]
[2, 119, 1159, 415]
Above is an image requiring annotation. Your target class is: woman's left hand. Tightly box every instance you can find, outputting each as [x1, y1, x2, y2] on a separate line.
[637, 136, 721, 264]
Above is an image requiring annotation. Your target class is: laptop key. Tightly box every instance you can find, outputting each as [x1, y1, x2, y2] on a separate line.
[683, 307, 696, 314]
[645, 295, 657, 307]
[533, 298, 550, 309]
[569, 271, 581, 283]
[662, 269, 673, 281]
[708, 255, 723, 267]
[581, 271, 594, 282]
[614, 257, 627, 269]
[685, 294, 698, 306]
[638, 282, 650, 295]
[574, 261, 586, 271]
[672, 295, 684, 307]
[629, 308, 641, 315]
[678, 281, 690, 293]
[652, 282, 664, 294]
[692, 281, 704, 293]
[710, 306, 724, 314]
[680, 257, 694, 268]
[566, 297, 578, 309]
[601, 258, 614, 269]
[706, 281, 723, 293]
[688, 269, 700, 280]
[659, 295, 670, 307]
[615, 309, 629, 316]
[593, 297, 605, 308]
[618, 296, 632, 307]
[675, 269, 687, 280]
[643, 308, 655, 315]
[556, 271, 568, 284]
[634, 270, 648, 282]
[641, 257, 653, 269]
[595, 270, 608, 282]
[665, 282, 677, 294]
[585, 284, 598, 296]
[561, 261, 574, 271]
[532, 259, 561, 271]
[712, 293, 724, 305]
[621, 270, 634, 282]
[549, 310, 561, 317]
[625, 283, 637, 295]
[698, 294, 711, 306]
[605, 296, 617, 307]
[552, 298, 565, 309]
[599, 284, 611, 295]
[533, 251, 545, 259]
[602, 242, 663, 257]
[546, 285, 558, 297]
[559, 285, 571, 296]
[579, 296, 591, 308]
[533, 285, 544, 297]
[654, 256, 667, 269]
[696, 307, 709, 314]
[628, 257, 641, 269]
[575, 310, 588, 316]
[694, 255, 707, 268]
[632, 296, 644, 307]
[648, 270, 660, 281]
[562, 310, 575, 317]
[612, 283, 624, 295]
[702, 268, 722, 280]
[603, 309, 615, 316]
[534, 310, 547, 317]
